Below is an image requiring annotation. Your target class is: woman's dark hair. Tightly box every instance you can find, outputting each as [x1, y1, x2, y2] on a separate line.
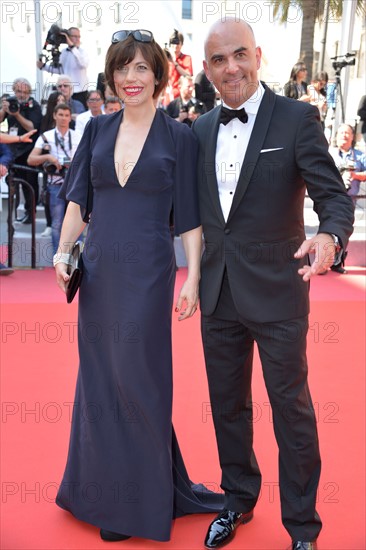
[312, 71, 329, 97]
[104, 36, 169, 99]
[312, 71, 328, 83]
[40, 91, 65, 132]
[289, 62, 307, 81]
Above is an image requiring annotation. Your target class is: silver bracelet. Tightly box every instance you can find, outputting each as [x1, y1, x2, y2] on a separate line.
[53, 252, 72, 267]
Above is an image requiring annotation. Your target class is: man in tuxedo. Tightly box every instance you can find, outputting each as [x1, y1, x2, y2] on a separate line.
[192, 18, 354, 550]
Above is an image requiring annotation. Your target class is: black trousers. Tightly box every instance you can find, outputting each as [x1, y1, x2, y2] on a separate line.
[12, 151, 39, 213]
[201, 275, 322, 541]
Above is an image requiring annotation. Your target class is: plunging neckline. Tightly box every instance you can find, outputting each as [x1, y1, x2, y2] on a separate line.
[113, 109, 158, 189]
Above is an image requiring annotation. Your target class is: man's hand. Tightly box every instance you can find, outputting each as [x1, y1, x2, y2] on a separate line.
[1, 98, 12, 115]
[294, 233, 336, 281]
[44, 154, 62, 171]
[61, 32, 74, 48]
[0, 164, 8, 177]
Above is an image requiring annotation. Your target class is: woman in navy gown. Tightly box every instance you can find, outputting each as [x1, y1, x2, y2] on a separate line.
[53, 30, 222, 542]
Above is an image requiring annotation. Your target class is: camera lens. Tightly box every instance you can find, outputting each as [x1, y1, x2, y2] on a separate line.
[8, 97, 20, 113]
[43, 161, 57, 175]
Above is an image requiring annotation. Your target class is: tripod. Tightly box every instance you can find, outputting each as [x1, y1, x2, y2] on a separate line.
[334, 68, 345, 123]
[39, 45, 64, 75]
[329, 68, 346, 145]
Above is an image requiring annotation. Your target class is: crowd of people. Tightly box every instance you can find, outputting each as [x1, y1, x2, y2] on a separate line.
[0, 16, 362, 550]
[0, 28, 213, 276]
[0, 28, 364, 268]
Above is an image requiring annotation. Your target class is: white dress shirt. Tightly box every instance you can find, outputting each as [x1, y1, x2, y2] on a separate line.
[43, 46, 89, 93]
[216, 82, 265, 221]
[34, 127, 81, 183]
[75, 110, 103, 134]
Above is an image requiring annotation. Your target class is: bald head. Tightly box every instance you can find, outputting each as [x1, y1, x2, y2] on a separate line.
[204, 18, 256, 60]
[203, 18, 261, 108]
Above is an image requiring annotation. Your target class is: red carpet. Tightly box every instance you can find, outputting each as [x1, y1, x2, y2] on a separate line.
[1, 268, 365, 549]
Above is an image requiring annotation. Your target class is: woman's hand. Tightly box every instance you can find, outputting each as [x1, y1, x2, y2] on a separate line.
[175, 278, 199, 321]
[55, 263, 70, 293]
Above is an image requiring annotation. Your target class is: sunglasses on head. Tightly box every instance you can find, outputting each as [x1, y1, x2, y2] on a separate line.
[111, 30, 154, 44]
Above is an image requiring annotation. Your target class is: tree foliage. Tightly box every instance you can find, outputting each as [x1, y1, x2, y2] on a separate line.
[270, 0, 365, 80]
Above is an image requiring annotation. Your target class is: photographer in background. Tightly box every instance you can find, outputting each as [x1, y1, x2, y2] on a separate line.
[165, 29, 193, 103]
[166, 75, 196, 121]
[37, 26, 89, 108]
[327, 123, 366, 273]
[27, 104, 81, 254]
[0, 78, 42, 224]
[329, 124, 366, 205]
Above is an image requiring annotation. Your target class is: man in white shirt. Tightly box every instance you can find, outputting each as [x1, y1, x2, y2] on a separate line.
[75, 90, 104, 134]
[28, 104, 81, 254]
[37, 27, 89, 107]
[192, 18, 354, 550]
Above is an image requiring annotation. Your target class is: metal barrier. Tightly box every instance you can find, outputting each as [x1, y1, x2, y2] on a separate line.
[6, 163, 40, 269]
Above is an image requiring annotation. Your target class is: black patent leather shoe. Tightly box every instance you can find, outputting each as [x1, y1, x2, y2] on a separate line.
[204, 508, 254, 549]
[100, 529, 131, 542]
[291, 542, 317, 550]
[330, 264, 347, 274]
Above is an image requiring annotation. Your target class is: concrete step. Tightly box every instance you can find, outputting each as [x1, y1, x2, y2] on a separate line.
[2, 199, 365, 268]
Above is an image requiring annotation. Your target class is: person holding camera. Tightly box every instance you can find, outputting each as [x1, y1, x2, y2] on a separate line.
[37, 27, 89, 108]
[0, 79, 42, 224]
[329, 124, 366, 206]
[166, 75, 196, 121]
[326, 124, 366, 274]
[27, 104, 81, 254]
[164, 29, 193, 103]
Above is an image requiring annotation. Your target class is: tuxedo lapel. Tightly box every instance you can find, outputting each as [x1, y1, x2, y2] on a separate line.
[202, 107, 226, 225]
[227, 85, 277, 223]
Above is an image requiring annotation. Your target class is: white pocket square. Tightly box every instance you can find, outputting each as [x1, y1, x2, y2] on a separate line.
[260, 147, 284, 153]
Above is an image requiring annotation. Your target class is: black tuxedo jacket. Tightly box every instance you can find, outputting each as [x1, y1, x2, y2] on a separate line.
[192, 84, 354, 323]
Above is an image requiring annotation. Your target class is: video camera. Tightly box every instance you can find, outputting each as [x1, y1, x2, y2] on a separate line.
[331, 52, 356, 74]
[164, 29, 181, 61]
[169, 29, 181, 46]
[39, 24, 70, 69]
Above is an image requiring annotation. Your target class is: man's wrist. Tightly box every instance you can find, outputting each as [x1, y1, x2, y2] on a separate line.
[330, 233, 340, 247]
[323, 233, 341, 250]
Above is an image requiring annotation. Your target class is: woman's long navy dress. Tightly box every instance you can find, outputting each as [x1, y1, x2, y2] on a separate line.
[56, 110, 222, 541]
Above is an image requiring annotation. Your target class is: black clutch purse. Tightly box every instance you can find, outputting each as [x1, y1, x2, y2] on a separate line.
[66, 241, 84, 303]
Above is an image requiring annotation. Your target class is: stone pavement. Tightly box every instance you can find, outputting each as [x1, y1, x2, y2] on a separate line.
[1, 191, 365, 268]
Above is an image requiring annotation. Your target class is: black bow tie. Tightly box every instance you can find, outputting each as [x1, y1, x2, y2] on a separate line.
[220, 106, 248, 125]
